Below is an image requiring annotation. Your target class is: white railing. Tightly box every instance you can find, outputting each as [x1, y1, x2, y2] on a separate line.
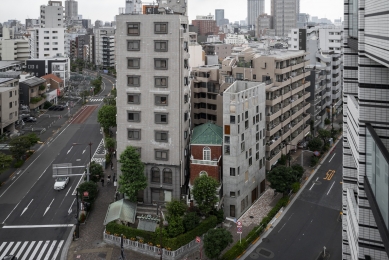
[191, 159, 218, 166]
[103, 232, 202, 260]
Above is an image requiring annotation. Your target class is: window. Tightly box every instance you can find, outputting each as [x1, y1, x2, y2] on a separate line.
[44, 42, 50, 45]
[184, 94, 188, 103]
[155, 150, 169, 160]
[155, 113, 168, 124]
[249, 157, 252, 166]
[151, 167, 160, 183]
[184, 131, 188, 139]
[245, 120, 249, 129]
[230, 205, 235, 217]
[200, 171, 208, 177]
[245, 171, 249, 182]
[44, 37, 49, 39]
[224, 145, 230, 155]
[163, 168, 172, 184]
[154, 22, 168, 34]
[230, 167, 236, 176]
[230, 192, 236, 197]
[127, 22, 140, 36]
[9, 91, 12, 98]
[52, 31, 58, 33]
[253, 74, 256, 79]
[53, 36, 58, 39]
[155, 77, 168, 87]
[127, 58, 140, 69]
[154, 59, 168, 70]
[203, 147, 211, 161]
[127, 40, 140, 51]
[127, 93, 140, 104]
[230, 116, 235, 124]
[155, 131, 168, 142]
[127, 111, 140, 122]
[127, 75, 140, 87]
[128, 129, 141, 140]
[53, 48, 58, 50]
[44, 31, 49, 33]
[241, 142, 245, 152]
[155, 95, 168, 106]
[155, 41, 168, 52]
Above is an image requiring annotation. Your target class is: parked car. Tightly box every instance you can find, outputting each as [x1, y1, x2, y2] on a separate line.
[22, 117, 36, 122]
[56, 106, 65, 111]
[54, 177, 70, 190]
[48, 105, 58, 110]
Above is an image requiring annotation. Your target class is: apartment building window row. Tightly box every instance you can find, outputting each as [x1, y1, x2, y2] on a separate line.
[155, 113, 168, 124]
[127, 22, 170, 36]
[127, 75, 140, 87]
[128, 129, 141, 140]
[155, 59, 168, 70]
[155, 41, 168, 52]
[155, 77, 168, 88]
[155, 149, 169, 161]
[127, 40, 140, 51]
[155, 95, 168, 106]
[127, 58, 140, 69]
[151, 167, 172, 184]
[155, 131, 168, 142]
[127, 93, 140, 104]
[127, 111, 141, 122]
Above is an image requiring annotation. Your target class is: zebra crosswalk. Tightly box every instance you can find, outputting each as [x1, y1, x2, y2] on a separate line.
[87, 98, 104, 102]
[0, 240, 64, 260]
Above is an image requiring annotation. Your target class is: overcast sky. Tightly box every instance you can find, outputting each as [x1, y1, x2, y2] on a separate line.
[0, 0, 343, 25]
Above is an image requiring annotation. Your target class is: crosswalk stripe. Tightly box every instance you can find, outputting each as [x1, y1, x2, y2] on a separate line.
[9, 241, 21, 255]
[0, 241, 14, 259]
[36, 240, 50, 260]
[44, 240, 57, 260]
[0, 242, 6, 253]
[51, 240, 64, 260]
[16, 241, 28, 258]
[29, 240, 43, 260]
[21, 241, 35, 260]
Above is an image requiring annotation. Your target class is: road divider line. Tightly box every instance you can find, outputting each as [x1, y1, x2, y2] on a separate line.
[65, 184, 73, 197]
[329, 153, 336, 162]
[67, 146, 73, 154]
[68, 198, 75, 215]
[309, 177, 319, 191]
[43, 198, 54, 216]
[327, 181, 336, 195]
[278, 223, 286, 233]
[72, 172, 85, 196]
[2, 224, 74, 228]
[20, 199, 33, 216]
[2, 201, 21, 224]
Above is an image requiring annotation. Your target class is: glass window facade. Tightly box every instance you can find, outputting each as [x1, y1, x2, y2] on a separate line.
[348, 0, 358, 38]
[366, 125, 389, 229]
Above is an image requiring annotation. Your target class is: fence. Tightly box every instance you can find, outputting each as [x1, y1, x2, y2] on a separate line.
[103, 231, 202, 260]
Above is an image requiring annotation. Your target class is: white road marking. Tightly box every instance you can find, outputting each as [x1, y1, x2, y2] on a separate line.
[72, 173, 85, 196]
[29, 240, 43, 260]
[278, 223, 286, 233]
[287, 213, 294, 221]
[2, 201, 21, 224]
[16, 241, 28, 258]
[65, 184, 73, 196]
[327, 181, 336, 195]
[329, 153, 336, 162]
[36, 240, 50, 260]
[20, 241, 35, 260]
[309, 177, 319, 191]
[43, 198, 55, 216]
[68, 198, 75, 215]
[2, 224, 74, 228]
[51, 240, 64, 260]
[67, 146, 73, 154]
[82, 149, 86, 154]
[44, 240, 57, 260]
[0, 242, 6, 252]
[0, 241, 14, 259]
[9, 241, 21, 255]
[20, 199, 33, 216]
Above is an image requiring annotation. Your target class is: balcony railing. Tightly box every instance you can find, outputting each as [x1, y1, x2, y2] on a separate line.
[191, 159, 218, 166]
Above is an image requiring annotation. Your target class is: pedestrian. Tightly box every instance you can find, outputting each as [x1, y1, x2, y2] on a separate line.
[107, 174, 111, 185]
[111, 165, 114, 171]
[113, 150, 116, 158]
[101, 177, 104, 187]
[110, 161, 113, 168]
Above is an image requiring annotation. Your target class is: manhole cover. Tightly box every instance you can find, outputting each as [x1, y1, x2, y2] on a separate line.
[259, 249, 271, 257]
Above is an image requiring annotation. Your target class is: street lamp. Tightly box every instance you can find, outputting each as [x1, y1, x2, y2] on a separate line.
[73, 142, 92, 181]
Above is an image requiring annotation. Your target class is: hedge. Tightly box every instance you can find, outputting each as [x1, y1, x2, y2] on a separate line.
[106, 215, 218, 251]
[221, 197, 289, 260]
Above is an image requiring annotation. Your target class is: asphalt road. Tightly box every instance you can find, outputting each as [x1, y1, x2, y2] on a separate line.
[0, 72, 113, 259]
[243, 141, 343, 260]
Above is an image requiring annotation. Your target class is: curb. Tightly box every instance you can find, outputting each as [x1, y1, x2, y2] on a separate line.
[60, 225, 76, 260]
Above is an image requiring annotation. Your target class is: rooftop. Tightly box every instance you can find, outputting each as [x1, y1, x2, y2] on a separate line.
[41, 74, 63, 83]
[0, 60, 23, 69]
[20, 77, 46, 87]
[191, 123, 223, 145]
[0, 78, 14, 85]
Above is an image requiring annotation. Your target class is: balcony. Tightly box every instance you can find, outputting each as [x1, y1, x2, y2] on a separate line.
[266, 122, 282, 137]
[191, 159, 218, 166]
[266, 138, 282, 152]
[266, 150, 282, 170]
[291, 61, 305, 71]
[314, 116, 322, 127]
[291, 107, 304, 121]
[292, 83, 304, 96]
[266, 108, 282, 122]
[266, 95, 282, 106]
[274, 79, 291, 88]
[275, 66, 291, 75]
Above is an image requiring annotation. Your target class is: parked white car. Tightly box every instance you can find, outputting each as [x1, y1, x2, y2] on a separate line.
[54, 177, 69, 190]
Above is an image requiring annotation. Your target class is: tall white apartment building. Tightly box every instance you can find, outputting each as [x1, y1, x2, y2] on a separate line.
[0, 28, 30, 61]
[271, 0, 299, 37]
[223, 81, 266, 218]
[40, 1, 64, 28]
[29, 28, 65, 59]
[224, 34, 248, 45]
[115, 2, 191, 203]
[94, 27, 115, 68]
[318, 28, 343, 54]
[247, 0, 265, 30]
[342, 0, 389, 259]
[65, 0, 78, 21]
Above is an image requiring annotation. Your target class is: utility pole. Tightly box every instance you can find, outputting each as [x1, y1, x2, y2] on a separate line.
[75, 188, 80, 238]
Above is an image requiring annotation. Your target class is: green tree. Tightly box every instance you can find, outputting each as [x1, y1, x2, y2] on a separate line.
[89, 161, 104, 182]
[118, 146, 147, 202]
[192, 175, 219, 216]
[103, 96, 116, 106]
[308, 137, 322, 151]
[267, 165, 301, 195]
[23, 133, 40, 149]
[0, 152, 13, 174]
[204, 228, 233, 259]
[104, 137, 116, 155]
[166, 200, 187, 217]
[78, 181, 98, 203]
[278, 154, 288, 166]
[97, 105, 117, 131]
[9, 136, 31, 159]
[291, 164, 304, 180]
[318, 129, 331, 146]
[183, 212, 200, 232]
[166, 215, 185, 238]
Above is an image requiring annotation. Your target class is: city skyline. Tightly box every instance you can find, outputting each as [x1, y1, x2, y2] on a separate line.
[0, 0, 343, 25]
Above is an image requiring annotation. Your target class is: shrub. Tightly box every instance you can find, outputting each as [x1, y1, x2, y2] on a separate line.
[183, 212, 200, 232]
[79, 212, 86, 223]
[14, 160, 24, 168]
[291, 182, 300, 193]
[324, 118, 331, 125]
[311, 156, 319, 166]
[166, 215, 185, 238]
[166, 200, 187, 217]
[278, 154, 287, 166]
[39, 85, 46, 91]
[43, 101, 52, 109]
[211, 208, 225, 224]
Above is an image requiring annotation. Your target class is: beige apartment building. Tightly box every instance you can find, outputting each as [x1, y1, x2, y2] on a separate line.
[191, 47, 311, 170]
[0, 78, 19, 134]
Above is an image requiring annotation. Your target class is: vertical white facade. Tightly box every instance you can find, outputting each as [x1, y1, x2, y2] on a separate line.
[271, 0, 298, 37]
[29, 28, 65, 59]
[247, 0, 265, 29]
[40, 1, 64, 28]
[0, 28, 30, 61]
[94, 27, 115, 68]
[65, 0, 78, 21]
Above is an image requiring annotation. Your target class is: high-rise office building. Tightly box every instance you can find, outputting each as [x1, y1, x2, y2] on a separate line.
[40, 1, 64, 28]
[271, 0, 299, 37]
[215, 9, 224, 26]
[342, 0, 389, 259]
[115, 1, 191, 204]
[65, 0, 78, 21]
[247, 0, 265, 30]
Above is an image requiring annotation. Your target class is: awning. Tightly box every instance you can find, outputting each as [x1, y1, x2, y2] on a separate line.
[103, 199, 137, 225]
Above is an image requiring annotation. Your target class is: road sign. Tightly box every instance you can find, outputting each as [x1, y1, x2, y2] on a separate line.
[237, 227, 242, 234]
[237, 221, 242, 227]
[83, 191, 89, 197]
[196, 236, 201, 243]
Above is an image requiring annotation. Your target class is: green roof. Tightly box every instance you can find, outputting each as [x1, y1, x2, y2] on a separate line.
[191, 123, 223, 145]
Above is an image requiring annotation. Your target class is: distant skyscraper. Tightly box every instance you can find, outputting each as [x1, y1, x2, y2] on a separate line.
[215, 9, 224, 26]
[65, 0, 78, 21]
[247, 0, 265, 30]
[271, 0, 299, 37]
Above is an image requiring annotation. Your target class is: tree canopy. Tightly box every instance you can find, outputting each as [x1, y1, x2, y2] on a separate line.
[0, 152, 13, 174]
[166, 200, 187, 217]
[267, 165, 302, 195]
[89, 161, 104, 182]
[118, 146, 147, 202]
[308, 137, 322, 151]
[104, 137, 116, 155]
[192, 175, 219, 216]
[204, 228, 233, 259]
[97, 105, 117, 131]
[318, 129, 331, 146]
